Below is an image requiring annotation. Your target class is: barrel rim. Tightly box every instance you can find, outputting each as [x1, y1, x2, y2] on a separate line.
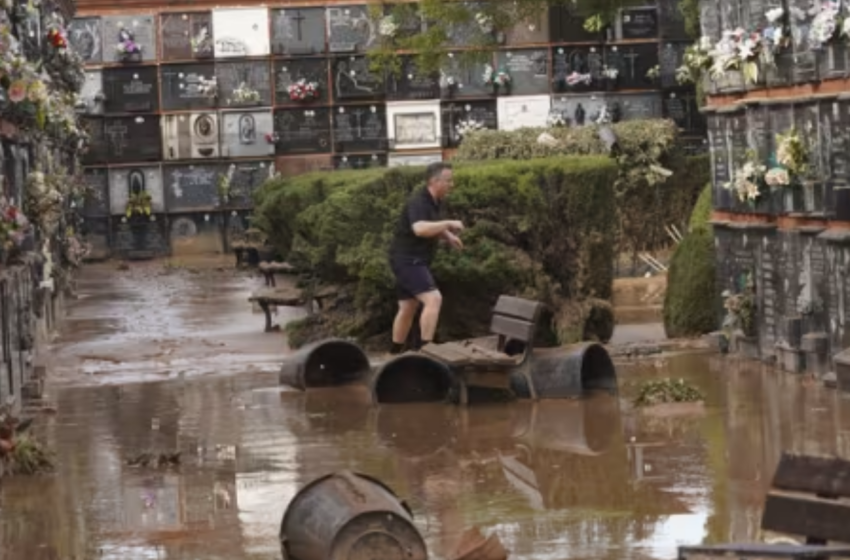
[331, 510, 429, 559]
[369, 352, 458, 404]
[279, 470, 414, 540]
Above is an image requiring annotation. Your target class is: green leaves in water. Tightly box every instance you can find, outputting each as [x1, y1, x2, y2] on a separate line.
[634, 377, 704, 407]
[2, 434, 55, 476]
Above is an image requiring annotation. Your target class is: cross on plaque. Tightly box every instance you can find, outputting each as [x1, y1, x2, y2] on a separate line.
[352, 108, 365, 137]
[623, 48, 640, 79]
[290, 10, 306, 41]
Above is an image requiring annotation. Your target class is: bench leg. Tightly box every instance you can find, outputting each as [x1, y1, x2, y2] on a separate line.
[269, 272, 276, 287]
[458, 377, 469, 406]
[523, 370, 538, 400]
[259, 301, 277, 333]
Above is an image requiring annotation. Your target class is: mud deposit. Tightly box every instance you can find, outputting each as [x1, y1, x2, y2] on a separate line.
[2, 260, 849, 559]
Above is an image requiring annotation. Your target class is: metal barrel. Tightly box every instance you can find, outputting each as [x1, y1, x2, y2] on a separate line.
[510, 395, 621, 456]
[279, 470, 428, 560]
[279, 338, 371, 391]
[370, 353, 460, 404]
[509, 342, 617, 399]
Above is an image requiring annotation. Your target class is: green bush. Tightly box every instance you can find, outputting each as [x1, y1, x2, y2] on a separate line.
[453, 120, 710, 261]
[689, 183, 713, 232]
[254, 157, 619, 349]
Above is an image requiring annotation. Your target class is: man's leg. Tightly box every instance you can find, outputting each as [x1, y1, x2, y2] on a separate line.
[391, 298, 419, 354]
[415, 290, 442, 345]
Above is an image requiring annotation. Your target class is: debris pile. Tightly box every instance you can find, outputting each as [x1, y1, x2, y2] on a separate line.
[0, 407, 53, 476]
[634, 378, 704, 407]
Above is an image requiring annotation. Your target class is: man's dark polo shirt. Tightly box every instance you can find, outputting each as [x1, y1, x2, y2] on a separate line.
[389, 187, 442, 264]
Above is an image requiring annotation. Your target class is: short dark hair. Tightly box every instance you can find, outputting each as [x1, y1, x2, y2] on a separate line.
[425, 162, 452, 183]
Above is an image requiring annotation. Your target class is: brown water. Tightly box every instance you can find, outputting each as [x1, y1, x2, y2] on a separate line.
[3, 261, 850, 560]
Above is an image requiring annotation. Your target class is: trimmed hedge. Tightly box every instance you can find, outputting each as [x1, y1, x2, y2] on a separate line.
[254, 157, 619, 349]
[663, 184, 719, 338]
[454, 120, 710, 262]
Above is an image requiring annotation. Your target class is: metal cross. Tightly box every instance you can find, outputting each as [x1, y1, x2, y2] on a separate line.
[290, 10, 306, 41]
[623, 48, 640, 79]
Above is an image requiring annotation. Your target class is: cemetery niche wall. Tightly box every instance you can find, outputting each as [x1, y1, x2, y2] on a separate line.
[692, 0, 850, 383]
[71, 0, 701, 258]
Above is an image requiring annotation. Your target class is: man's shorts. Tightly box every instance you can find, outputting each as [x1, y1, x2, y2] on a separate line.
[390, 256, 437, 300]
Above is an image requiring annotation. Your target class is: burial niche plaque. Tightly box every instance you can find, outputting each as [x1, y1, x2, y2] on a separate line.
[333, 56, 385, 101]
[387, 57, 440, 100]
[160, 63, 217, 111]
[620, 8, 658, 40]
[164, 164, 224, 212]
[549, 4, 601, 42]
[497, 95, 550, 130]
[160, 11, 214, 61]
[659, 0, 689, 39]
[664, 90, 704, 133]
[442, 100, 497, 148]
[101, 15, 157, 62]
[659, 42, 687, 88]
[80, 71, 104, 115]
[228, 161, 274, 207]
[605, 43, 659, 90]
[103, 67, 159, 114]
[81, 118, 108, 165]
[213, 8, 270, 58]
[82, 168, 109, 218]
[274, 108, 332, 154]
[552, 46, 605, 93]
[550, 94, 607, 126]
[327, 6, 377, 53]
[222, 111, 275, 158]
[504, 9, 549, 45]
[388, 102, 441, 149]
[217, 61, 273, 108]
[495, 50, 549, 95]
[274, 59, 330, 106]
[607, 92, 663, 120]
[105, 116, 162, 163]
[162, 113, 220, 160]
[442, 53, 493, 98]
[271, 8, 326, 55]
[108, 166, 165, 215]
[333, 104, 388, 152]
[69, 17, 103, 64]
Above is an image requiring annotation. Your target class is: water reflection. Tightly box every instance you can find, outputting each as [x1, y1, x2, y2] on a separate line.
[2, 355, 850, 559]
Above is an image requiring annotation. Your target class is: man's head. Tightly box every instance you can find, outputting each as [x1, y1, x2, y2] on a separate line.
[425, 162, 453, 200]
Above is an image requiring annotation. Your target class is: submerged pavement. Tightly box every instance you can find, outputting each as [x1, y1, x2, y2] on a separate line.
[2, 259, 849, 559]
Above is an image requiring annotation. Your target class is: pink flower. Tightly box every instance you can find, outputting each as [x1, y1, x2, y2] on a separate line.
[8, 81, 26, 103]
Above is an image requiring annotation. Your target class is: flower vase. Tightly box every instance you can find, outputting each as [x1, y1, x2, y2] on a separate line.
[120, 51, 143, 63]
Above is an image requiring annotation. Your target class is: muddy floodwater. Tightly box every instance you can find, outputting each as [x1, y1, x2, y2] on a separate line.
[3, 261, 850, 560]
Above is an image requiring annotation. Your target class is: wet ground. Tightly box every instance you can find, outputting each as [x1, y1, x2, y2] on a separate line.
[4, 260, 850, 560]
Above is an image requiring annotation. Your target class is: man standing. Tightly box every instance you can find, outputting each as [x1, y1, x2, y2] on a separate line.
[388, 162, 464, 354]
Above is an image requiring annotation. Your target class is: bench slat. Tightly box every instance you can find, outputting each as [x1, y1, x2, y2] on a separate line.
[490, 314, 536, 343]
[772, 452, 850, 498]
[493, 296, 541, 322]
[442, 341, 516, 366]
[762, 491, 850, 544]
[421, 343, 473, 366]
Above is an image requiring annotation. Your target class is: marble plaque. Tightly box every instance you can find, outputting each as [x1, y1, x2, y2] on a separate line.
[228, 160, 275, 207]
[274, 58, 330, 106]
[497, 95, 550, 130]
[334, 153, 388, 169]
[271, 8, 326, 55]
[332, 56, 385, 101]
[387, 101, 442, 150]
[274, 108, 333, 154]
[327, 5, 377, 53]
[332, 104, 388, 152]
[605, 43, 659, 90]
[162, 112, 220, 161]
[79, 71, 104, 115]
[163, 164, 225, 212]
[160, 62, 217, 111]
[220, 110, 275, 158]
[213, 8, 270, 58]
[441, 53, 494, 98]
[551, 45, 605, 93]
[495, 49, 549, 95]
[442, 100, 497, 147]
[102, 66, 159, 113]
[388, 152, 443, 167]
[504, 9, 549, 44]
[82, 168, 109, 217]
[68, 17, 103, 64]
[160, 11, 214, 60]
[101, 15, 157, 63]
[108, 165, 165, 215]
[217, 60, 273, 108]
[104, 116, 162, 163]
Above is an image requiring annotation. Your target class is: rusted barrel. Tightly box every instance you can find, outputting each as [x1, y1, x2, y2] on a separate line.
[279, 338, 371, 390]
[371, 353, 459, 404]
[511, 395, 621, 455]
[280, 470, 428, 560]
[509, 342, 617, 399]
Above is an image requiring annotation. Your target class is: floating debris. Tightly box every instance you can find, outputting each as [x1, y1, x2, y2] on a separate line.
[634, 378, 704, 407]
[453, 527, 508, 560]
[127, 451, 181, 468]
[1, 434, 55, 476]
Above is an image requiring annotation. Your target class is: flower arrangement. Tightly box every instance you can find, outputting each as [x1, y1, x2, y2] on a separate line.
[288, 79, 320, 102]
[379, 15, 398, 38]
[441, 71, 457, 90]
[0, 198, 31, 251]
[475, 12, 494, 34]
[456, 118, 484, 137]
[809, 2, 840, 49]
[115, 28, 143, 56]
[646, 65, 661, 80]
[26, 171, 65, 236]
[197, 76, 217, 98]
[566, 71, 592, 87]
[229, 82, 261, 105]
[775, 127, 808, 175]
[46, 27, 67, 50]
[493, 69, 511, 87]
[677, 37, 713, 84]
[217, 164, 236, 202]
[482, 64, 494, 84]
[601, 66, 618, 80]
[190, 26, 213, 55]
[125, 191, 152, 218]
[547, 111, 567, 127]
[721, 272, 757, 339]
[724, 153, 768, 203]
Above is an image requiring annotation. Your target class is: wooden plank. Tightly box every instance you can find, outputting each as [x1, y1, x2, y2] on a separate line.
[451, 341, 517, 366]
[762, 491, 850, 544]
[248, 288, 302, 306]
[772, 453, 850, 498]
[490, 314, 536, 343]
[421, 343, 472, 366]
[493, 296, 542, 322]
[679, 543, 850, 559]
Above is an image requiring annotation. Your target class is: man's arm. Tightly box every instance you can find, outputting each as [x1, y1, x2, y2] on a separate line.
[412, 220, 459, 238]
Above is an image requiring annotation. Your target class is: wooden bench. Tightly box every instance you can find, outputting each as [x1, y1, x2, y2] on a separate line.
[258, 261, 295, 287]
[248, 285, 339, 332]
[420, 295, 543, 404]
[678, 452, 850, 560]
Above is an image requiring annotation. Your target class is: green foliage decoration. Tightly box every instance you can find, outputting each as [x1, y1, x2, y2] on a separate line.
[634, 378, 705, 406]
[253, 157, 619, 349]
